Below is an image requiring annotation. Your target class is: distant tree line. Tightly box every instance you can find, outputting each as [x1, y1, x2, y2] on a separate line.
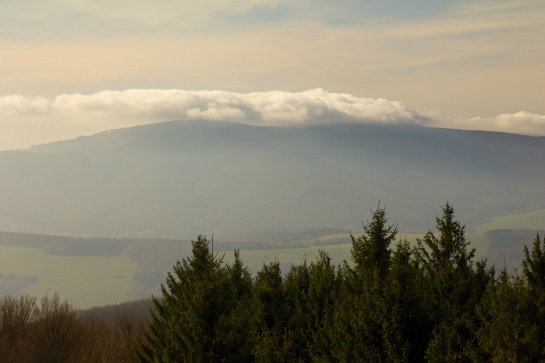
[139, 203, 545, 362]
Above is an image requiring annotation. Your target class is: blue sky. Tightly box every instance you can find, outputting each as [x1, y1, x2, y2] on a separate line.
[1, 0, 544, 149]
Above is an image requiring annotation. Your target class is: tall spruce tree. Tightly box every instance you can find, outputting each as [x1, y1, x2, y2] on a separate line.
[251, 260, 294, 363]
[522, 232, 545, 359]
[138, 235, 229, 363]
[329, 262, 359, 362]
[416, 203, 476, 362]
[305, 251, 340, 362]
[215, 249, 254, 362]
[283, 261, 311, 361]
[382, 239, 430, 362]
[351, 205, 396, 283]
[477, 268, 541, 362]
[332, 205, 397, 362]
[523, 232, 545, 295]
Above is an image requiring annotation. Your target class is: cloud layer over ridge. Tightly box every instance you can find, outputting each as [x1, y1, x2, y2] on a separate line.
[0, 89, 427, 149]
[1, 88, 544, 150]
[3, 89, 424, 124]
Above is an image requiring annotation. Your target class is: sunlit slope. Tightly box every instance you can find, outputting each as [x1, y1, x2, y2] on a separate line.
[0, 120, 543, 238]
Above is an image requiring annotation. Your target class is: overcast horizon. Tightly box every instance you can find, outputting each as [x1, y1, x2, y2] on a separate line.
[2, 1, 545, 150]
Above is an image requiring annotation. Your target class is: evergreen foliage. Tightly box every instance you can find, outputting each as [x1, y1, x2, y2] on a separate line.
[138, 204, 545, 362]
[416, 203, 478, 361]
[383, 240, 430, 361]
[139, 235, 232, 362]
[523, 232, 545, 295]
[522, 232, 545, 359]
[477, 269, 541, 361]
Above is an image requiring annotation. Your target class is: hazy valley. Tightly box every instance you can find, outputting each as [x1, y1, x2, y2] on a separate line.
[0, 120, 544, 307]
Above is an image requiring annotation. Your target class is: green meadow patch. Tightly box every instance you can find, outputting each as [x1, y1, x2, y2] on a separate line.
[476, 208, 545, 233]
[0, 244, 135, 309]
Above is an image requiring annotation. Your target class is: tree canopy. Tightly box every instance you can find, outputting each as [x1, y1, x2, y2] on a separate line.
[137, 204, 545, 362]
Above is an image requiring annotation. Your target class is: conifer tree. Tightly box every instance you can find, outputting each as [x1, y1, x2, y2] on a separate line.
[305, 251, 340, 362]
[332, 205, 397, 361]
[382, 240, 430, 362]
[416, 203, 476, 362]
[284, 261, 312, 361]
[523, 232, 545, 295]
[139, 235, 229, 362]
[477, 268, 541, 362]
[522, 232, 545, 359]
[215, 250, 254, 362]
[329, 262, 358, 362]
[251, 260, 294, 363]
[351, 205, 396, 284]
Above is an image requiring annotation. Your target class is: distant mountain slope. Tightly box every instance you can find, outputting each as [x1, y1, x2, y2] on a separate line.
[0, 120, 543, 238]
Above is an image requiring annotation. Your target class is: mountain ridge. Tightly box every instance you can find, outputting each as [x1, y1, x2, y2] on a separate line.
[1, 120, 543, 239]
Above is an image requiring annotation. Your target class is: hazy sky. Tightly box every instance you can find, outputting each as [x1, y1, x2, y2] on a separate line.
[1, 0, 545, 149]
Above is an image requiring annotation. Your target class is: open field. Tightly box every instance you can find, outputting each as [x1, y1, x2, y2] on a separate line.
[0, 226, 512, 309]
[475, 208, 545, 233]
[0, 244, 135, 309]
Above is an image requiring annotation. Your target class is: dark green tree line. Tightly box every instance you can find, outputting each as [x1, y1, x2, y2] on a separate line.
[138, 204, 545, 362]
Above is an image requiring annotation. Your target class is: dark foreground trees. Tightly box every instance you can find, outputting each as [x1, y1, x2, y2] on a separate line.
[2, 203, 543, 362]
[139, 204, 545, 362]
[0, 293, 145, 362]
[139, 235, 254, 362]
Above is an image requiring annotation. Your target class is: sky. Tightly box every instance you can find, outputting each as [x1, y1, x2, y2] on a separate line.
[1, 0, 545, 150]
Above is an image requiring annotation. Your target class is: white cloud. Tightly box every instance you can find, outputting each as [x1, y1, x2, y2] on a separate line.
[186, 105, 246, 120]
[468, 112, 545, 135]
[9, 89, 426, 125]
[436, 111, 545, 136]
[0, 89, 429, 150]
[0, 95, 51, 115]
[2, 89, 544, 151]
